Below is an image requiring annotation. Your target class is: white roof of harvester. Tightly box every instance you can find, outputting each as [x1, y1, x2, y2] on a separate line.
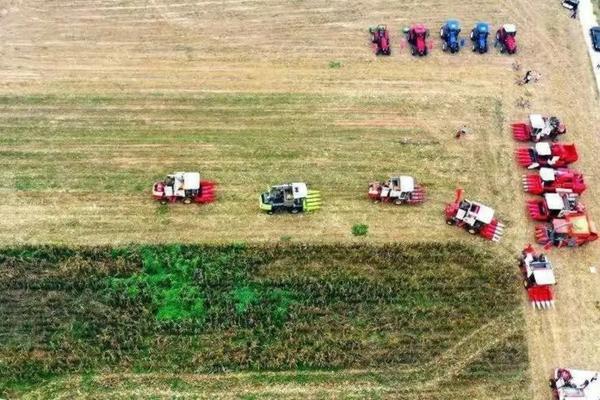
[536, 142, 552, 156]
[182, 172, 200, 190]
[291, 182, 308, 199]
[399, 176, 415, 192]
[472, 202, 495, 224]
[532, 268, 556, 285]
[530, 114, 545, 130]
[545, 193, 565, 210]
[503, 24, 516, 33]
[540, 168, 556, 181]
[554, 369, 600, 399]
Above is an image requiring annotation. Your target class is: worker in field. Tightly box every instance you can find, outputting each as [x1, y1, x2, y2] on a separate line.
[455, 125, 469, 139]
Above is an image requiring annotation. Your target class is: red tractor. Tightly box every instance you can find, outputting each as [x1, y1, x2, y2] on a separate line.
[535, 213, 598, 248]
[519, 245, 556, 309]
[406, 24, 430, 56]
[496, 24, 517, 54]
[512, 114, 566, 142]
[368, 175, 425, 204]
[369, 25, 391, 55]
[444, 189, 505, 242]
[152, 172, 216, 205]
[526, 192, 584, 221]
[522, 168, 586, 195]
[550, 368, 600, 400]
[515, 143, 578, 169]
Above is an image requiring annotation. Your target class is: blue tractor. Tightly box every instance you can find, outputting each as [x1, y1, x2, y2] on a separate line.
[470, 22, 489, 53]
[440, 19, 462, 53]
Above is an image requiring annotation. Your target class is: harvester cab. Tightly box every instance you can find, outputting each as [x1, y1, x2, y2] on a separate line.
[550, 368, 599, 400]
[470, 22, 489, 53]
[407, 24, 430, 56]
[496, 24, 517, 54]
[152, 172, 216, 205]
[259, 182, 321, 214]
[369, 25, 391, 55]
[368, 175, 426, 204]
[535, 213, 598, 248]
[440, 19, 463, 53]
[519, 244, 556, 309]
[445, 189, 505, 241]
[526, 192, 584, 221]
[512, 114, 566, 142]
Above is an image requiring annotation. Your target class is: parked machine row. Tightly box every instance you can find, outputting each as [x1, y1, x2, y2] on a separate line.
[369, 21, 517, 56]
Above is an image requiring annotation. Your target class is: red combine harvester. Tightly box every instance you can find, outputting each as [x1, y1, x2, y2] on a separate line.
[522, 168, 586, 195]
[496, 24, 517, 54]
[406, 24, 430, 56]
[152, 172, 216, 205]
[515, 143, 578, 169]
[535, 213, 598, 248]
[444, 189, 505, 242]
[368, 175, 425, 205]
[550, 368, 600, 400]
[526, 192, 584, 221]
[512, 114, 566, 142]
[369, 25, 391, 55]
[519, 245, 556, 309]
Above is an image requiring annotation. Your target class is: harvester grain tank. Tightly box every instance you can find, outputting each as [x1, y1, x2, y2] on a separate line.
[535, 213, 598, 248]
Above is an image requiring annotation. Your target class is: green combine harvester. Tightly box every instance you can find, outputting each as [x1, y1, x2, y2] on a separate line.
[259, 182, 321, 214]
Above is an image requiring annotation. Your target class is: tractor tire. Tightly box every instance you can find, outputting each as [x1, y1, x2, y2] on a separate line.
[440, 28, 444, 38]
[183, 197, 192, 204]
[267, 210, 274, 215]
[468, 227, 477, 235]
[523, 279, 529, 289]
[470, 31, 474, 40]
[160, 199, 168, 205]
[290, 208, 300, 214]
[411, 46, 416, 56]
[394, 199, 404, 205]
[442, 42, 447, 51]
[472, 44, 476, 52]
[446, 219, 455, 225]
[500, 45, 505, 54]
[423, 47, 428, 56]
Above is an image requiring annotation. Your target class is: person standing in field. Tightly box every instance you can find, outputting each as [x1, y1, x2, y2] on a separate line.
[455, 125, 469, 139]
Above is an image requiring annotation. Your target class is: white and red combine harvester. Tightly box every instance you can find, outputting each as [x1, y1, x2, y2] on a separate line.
[444, 189, 505, 242]
[368, 175, 426, 205]
[526, 192, 585, 222]
[515, 143, 578, 169]
[535, 213, 598, 248]
[522, 168, 586, 195]
[550, 368, 599, 400]
[152, 172, 216, 205]
[512, 114, 566, 142]
[519, 245, 555, 309]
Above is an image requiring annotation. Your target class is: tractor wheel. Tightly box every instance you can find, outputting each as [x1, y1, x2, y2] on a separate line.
[394, 199, 404, 205]
[440, 28, 444, 38]
[470, 31, 474, 40]
[472, 44, 476, 52]
[183, 197, 192, 204]
[467, 227, 477, 235]
[290, 208, 299, 214]
[411, 46, 416, 56]
[423, 47, 428, 56]
[442, 42, 447, 51]
[523, 279, 529, 289]
[500, 44, 505, 54]
[267, 210, 274, 215]
[446, 219, 455, 226]
[160, 199, 168, 205]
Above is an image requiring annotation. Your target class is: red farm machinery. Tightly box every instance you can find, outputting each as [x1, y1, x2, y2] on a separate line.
[535, 213, 598, 248]
[368, 175, 426, 204]
[152, 172, 216, 205]
[496, 24, 517, 54]
[444, 189, 505, 242]
[512, 114, 566, 142]
[369, 25, 391, 55]
[519, 244, 556, 309]
[522, 168, 586, 195]
[406, 24, 430, 56]
[526, 192, 585, 222]
[515, 143, 578, 169]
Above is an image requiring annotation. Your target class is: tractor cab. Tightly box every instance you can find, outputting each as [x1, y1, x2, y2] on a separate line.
[385, 176, 414, 201]
[260, 182, 321, 214]
[544, 193, 581, 217]
[456, 200, 495, 226]
[562, 0, 580, 10]
[521, 247, 555, 287]
[550, 368, 599, 400]
[440, 19, 462, 53]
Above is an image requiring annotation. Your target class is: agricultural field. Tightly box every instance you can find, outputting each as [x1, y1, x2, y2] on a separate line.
[0, 0, 599, 399]
[0, 244, 528, 398]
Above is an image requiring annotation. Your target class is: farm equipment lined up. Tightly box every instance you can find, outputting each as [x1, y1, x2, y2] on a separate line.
[512, 114, 566, 142]
[515, 143, 578, 169]
[369, 21, 516, 56]
[522, 168, 586, 195]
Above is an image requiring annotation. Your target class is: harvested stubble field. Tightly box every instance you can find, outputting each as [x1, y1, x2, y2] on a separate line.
[0, 244, 528, 398]
[0, 0, 599, 399]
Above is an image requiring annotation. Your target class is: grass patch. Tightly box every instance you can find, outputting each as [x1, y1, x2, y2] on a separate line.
[351, 223, 369, 236]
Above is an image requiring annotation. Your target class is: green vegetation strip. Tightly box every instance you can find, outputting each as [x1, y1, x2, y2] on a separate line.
[0, 243, 528, 398]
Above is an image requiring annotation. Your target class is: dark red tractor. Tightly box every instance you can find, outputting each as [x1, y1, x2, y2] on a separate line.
[515, 143, 578, 169]
[522, 168, 586, 195]
[406, 24, 430, 56]
[369, 25, 391, 56]
[496, 24, 517, 54]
